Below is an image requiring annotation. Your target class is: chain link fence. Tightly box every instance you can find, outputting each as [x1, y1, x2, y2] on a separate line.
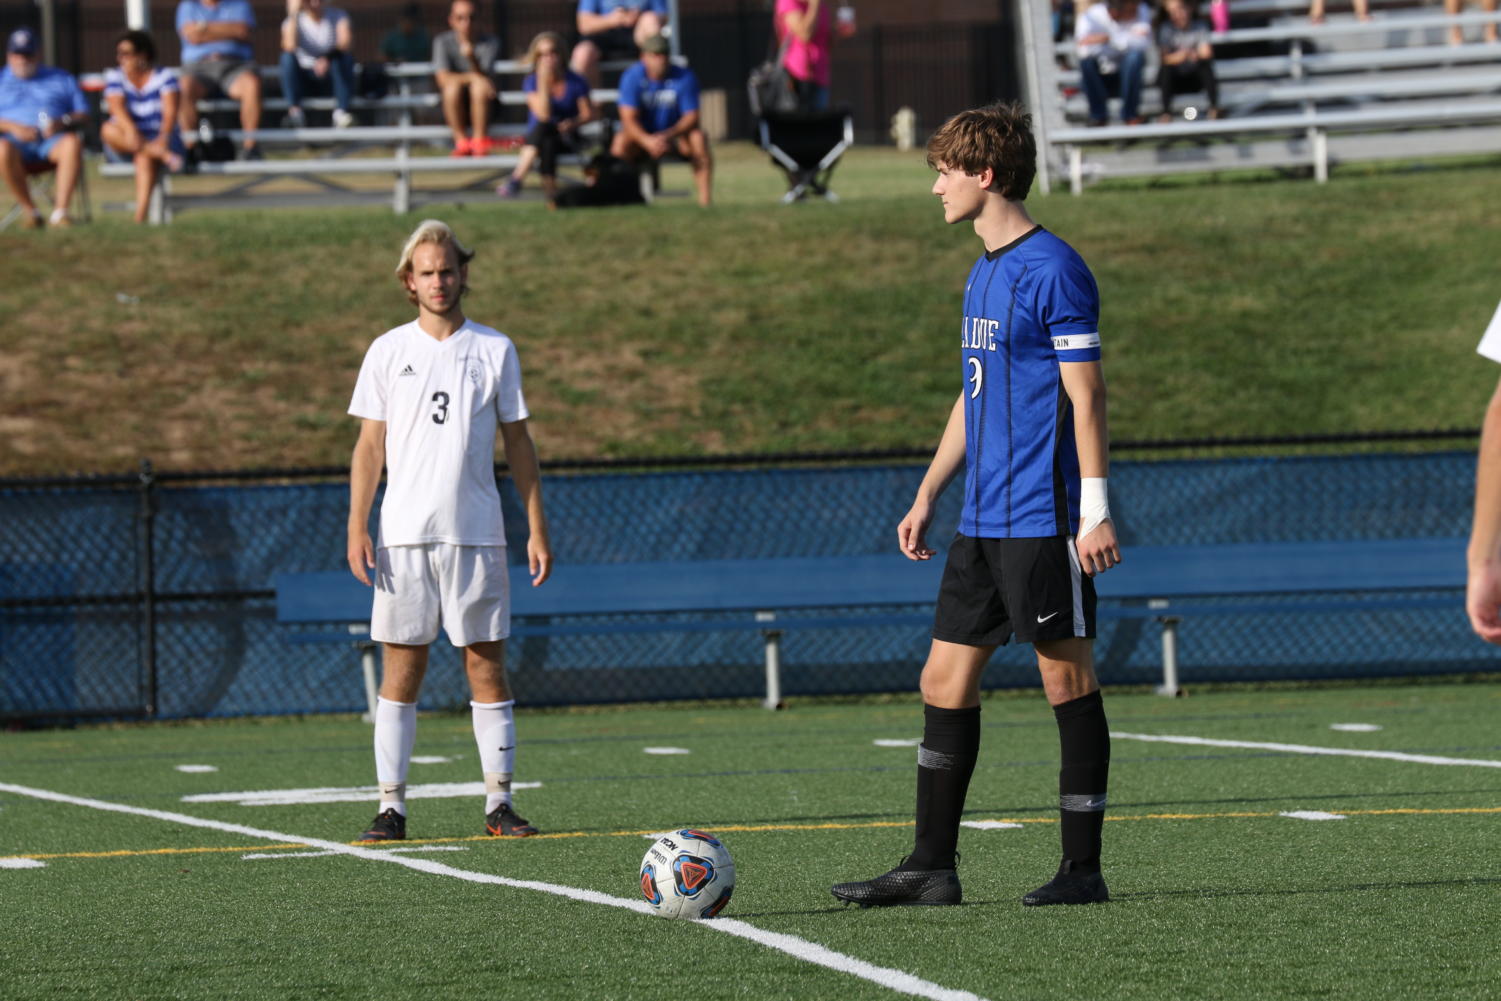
[4, 436, 1499, 722]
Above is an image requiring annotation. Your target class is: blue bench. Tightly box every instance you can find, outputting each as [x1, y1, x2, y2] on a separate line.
[274, 537, 1465, 712]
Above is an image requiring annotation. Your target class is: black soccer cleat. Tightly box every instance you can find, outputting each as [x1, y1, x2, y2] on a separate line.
[1021, 858, 1109, 906]
[484, 802, 539, 837]
[358, 808, 406, 843]
[831, 858, 962, 908]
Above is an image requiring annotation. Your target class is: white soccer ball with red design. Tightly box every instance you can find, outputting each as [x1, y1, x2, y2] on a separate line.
[638, 828, 735, 919]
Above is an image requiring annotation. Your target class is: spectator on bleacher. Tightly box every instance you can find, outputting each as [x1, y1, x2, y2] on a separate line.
[433, 0, 501, 156]
[279, 0, 355, 129]
[1156, 0, 1221, 121]
[498, 31, 596, 205]
[570, 0, 666, 88]
[1308, 0, 1369, 24]
[0, 27, 88, 228]
[381, 3, 431, 63]
[102, 30, 184, 224]
[773, 0, 857, 113]
[612, 35, 712, 206]
[176, 0, 263, 161]
[1443, 0, 1498, 44]
[1074, 0, 1152, 126]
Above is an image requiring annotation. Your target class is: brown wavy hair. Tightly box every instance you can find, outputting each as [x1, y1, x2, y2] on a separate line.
[925, 101, 1037, 202]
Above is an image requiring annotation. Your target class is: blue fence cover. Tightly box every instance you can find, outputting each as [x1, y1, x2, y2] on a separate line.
[2, 450, 1497, 718]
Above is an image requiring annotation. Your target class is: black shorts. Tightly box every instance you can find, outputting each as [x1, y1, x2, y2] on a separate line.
[931, 534, 1096, 647]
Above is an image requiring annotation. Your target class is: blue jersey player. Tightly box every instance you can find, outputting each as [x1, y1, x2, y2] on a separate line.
[833, 102, 1121, 909]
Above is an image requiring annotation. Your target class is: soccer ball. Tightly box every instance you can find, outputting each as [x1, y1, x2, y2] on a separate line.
[638, 829, 735, 920]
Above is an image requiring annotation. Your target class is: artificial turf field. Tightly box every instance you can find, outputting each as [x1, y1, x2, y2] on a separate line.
[4, 682, 1499, 1001]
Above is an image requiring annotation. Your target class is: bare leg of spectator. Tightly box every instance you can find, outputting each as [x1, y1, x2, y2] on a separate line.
[229, 71, 262, 153]
[1309, 0, 1324, 23]
[131, 152, 160, 224]
[47, 132, 81, 224]
[1353, 0, 1370, 20]
[0, 140, 40, 223]
[441, 80, 470, 150]
[571, 40, 601, 89]
[680, 130, 712, 208]
[101, 119, 150, 223]
[179, 74, 204, 147]
[468, 84, 490, 149]
[1446, 0, 1465, 43]
[1486, 0, 1499, 43]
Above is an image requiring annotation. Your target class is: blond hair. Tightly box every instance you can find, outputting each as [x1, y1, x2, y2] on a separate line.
[394, 219, 474, 303]
[523, 30, 566, 67]
[925, 101, 1037, 202]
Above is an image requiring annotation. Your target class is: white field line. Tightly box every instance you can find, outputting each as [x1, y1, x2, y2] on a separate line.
[1112, 732, 1501, 768]
[0, 782, 989, 1001]
[180, 781, 542, 806]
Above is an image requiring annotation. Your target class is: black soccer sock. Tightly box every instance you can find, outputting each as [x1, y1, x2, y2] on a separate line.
[907, 704, 981, 871]
[1054, 690, 1110, 870]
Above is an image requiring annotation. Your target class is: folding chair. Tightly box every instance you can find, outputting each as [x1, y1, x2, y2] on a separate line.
[757, 108, 854, 204]
[0, 156, 92, 230]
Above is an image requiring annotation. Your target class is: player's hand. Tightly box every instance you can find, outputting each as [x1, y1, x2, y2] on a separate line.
[1466, 563, 1501, 644]
[897, 500, 936, 561]
[347, 530, 375, 586]
[1075, 518, 1120, 576]
[10, 123, 40, 143]
[527, 535, 552, 586]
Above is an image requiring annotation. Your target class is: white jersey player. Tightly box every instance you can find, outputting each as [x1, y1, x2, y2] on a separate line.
[347, 219, 552, 842]
[1467, 298, 1501, 643]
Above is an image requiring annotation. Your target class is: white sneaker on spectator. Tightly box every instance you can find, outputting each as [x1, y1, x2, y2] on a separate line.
[332, 109, 355, 129]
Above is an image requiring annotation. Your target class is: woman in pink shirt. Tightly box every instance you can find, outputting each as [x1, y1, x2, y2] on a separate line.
[774, 0, 853, 111]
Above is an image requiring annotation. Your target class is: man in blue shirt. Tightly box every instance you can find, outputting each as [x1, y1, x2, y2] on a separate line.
[611, 35, 711, 207]
[175, 0, 263, 160]
[832, 102, 1121, 909]
[0, 27, 88, 227]
[570, 0, 666, 87]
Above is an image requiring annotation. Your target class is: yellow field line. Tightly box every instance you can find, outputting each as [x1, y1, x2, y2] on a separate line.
[7, 805, 1498, 862]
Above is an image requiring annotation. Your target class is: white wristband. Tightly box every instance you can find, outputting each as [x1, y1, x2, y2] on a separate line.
[1079, 477, 1110, 538]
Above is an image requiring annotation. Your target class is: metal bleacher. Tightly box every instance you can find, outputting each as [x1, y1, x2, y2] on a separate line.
[94, 58, 635, 222]
[1021, 0, 1501, 193]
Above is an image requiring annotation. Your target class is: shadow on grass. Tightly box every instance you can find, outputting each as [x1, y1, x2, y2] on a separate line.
[1113, 876, 1501, 903]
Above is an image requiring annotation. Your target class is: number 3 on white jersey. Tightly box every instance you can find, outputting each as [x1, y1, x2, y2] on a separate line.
[967, 357, 983, 399]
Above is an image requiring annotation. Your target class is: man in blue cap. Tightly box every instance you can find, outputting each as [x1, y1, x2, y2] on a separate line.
[0, 27, 88, 227]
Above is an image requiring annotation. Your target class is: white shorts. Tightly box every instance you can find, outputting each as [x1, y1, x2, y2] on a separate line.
[371, 543, 511, 647]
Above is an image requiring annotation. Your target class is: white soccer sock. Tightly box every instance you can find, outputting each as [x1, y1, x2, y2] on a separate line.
[374, 696, 418, 816]
[471, 699, 516, 814]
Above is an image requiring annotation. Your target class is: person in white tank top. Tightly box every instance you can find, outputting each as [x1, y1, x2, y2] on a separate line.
[346, 219, 552, 844]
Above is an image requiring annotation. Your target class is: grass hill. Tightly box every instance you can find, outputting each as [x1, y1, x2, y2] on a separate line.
[2, 144, 1498, 477]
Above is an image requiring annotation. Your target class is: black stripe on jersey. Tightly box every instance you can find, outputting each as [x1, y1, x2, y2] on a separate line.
[1002, 264, 1028, 537]
[971, 260, 1003, 531]
[1051, 375, 1072, 537]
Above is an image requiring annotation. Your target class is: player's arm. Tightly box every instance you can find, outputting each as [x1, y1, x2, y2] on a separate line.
[347, 418, 385, 586]
[500, 419, 553, 586]
[1467, 375, 1501, 642]
[1060, 360, 1120, 575]
[898, 393, 967, 561]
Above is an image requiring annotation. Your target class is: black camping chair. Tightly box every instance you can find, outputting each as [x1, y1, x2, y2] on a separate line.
[757, 108, 854, 204]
